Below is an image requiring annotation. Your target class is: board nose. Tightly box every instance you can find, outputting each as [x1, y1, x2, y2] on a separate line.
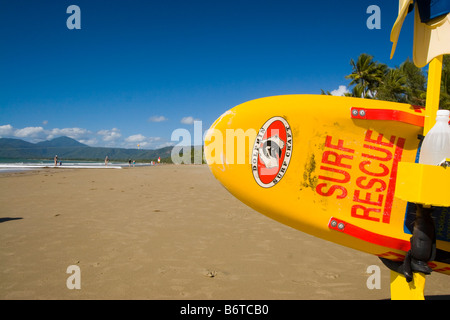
[203, 108, 258, 188]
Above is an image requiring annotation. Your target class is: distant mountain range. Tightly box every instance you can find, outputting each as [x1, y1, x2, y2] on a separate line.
[0, 136, 174, 162]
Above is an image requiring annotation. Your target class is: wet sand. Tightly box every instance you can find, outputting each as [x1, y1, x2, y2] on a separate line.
[0, 165, 448, 299]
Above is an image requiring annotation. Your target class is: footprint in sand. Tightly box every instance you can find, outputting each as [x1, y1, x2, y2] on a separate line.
[314, 270, 340, 280]
[204, 270, 218, 278]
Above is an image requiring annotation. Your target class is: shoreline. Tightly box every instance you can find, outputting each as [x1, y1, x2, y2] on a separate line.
[0, 161, 166, 174]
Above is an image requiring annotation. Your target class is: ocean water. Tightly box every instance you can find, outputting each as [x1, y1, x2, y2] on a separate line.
[0, 158, 154, 173]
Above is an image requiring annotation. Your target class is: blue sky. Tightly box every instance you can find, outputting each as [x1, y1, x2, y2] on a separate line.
[0, 0, 417, 149]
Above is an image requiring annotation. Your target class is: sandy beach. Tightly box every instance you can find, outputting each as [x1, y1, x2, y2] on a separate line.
[0, 164, 448, 300]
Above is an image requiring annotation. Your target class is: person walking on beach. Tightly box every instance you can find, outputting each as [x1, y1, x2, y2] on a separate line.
[54, 155, 58, 167]
[105, 156, 109, 166]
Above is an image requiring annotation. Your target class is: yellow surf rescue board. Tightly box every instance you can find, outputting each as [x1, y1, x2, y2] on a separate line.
[204, 94, 450, 276]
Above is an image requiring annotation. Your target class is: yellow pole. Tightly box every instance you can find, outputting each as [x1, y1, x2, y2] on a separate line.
[424, 55, 444, 135]
[389, 56, 444, 301]
[390, 271, 426, 300]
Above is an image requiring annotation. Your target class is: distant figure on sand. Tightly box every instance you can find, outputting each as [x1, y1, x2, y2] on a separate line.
[105, 156, 109, 166]
[128, 159, 131, 167]
[54, 155, 58, 166]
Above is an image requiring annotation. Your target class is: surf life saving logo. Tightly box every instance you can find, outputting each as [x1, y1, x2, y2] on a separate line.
[252, 116, 293, 188]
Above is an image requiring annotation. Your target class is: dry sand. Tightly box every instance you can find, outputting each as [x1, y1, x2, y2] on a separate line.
[0, 165, 448, 300]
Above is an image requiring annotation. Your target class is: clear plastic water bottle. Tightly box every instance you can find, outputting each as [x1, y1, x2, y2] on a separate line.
[419, 109, 450, 166]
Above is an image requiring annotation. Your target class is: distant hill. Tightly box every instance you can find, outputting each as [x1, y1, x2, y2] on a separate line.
[0, 138, 38, 159]
[36, 136, 87, 148]
[0, 136, 174, 162]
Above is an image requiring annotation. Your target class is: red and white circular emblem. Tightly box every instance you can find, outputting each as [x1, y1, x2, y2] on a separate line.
[251, 116, 293, 188]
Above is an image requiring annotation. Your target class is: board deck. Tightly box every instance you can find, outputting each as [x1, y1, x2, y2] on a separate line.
[204, 95, 450, 275]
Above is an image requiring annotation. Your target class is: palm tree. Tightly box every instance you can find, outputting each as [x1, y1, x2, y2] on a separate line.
[440, 55, 450, 110]
[400, 59, 426, 106]
[376, 68, 408, 102]
[345, 53, 387, 98]
[344, 85, 364, 98]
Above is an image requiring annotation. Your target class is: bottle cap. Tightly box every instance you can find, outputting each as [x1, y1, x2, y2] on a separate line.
[437, 109, 450, 117]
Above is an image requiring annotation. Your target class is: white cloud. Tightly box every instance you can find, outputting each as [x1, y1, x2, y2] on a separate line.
[47, 127, 91, 141]
[97, 128, 122, 142]
[148, 115, 168, 122]
[0, 124, 14, 137]
[78, 138, 98, 146]
[42, 120, 48, 126]
[136, 141, 152, 148]
[330, 85, 350, 96]
[14, 126, 46, 140]
[125, 134, 146, 142]
[156, 141, 175, 148]
[123, 135, 163, 148]
[1, 125, 93, 143]
[180, 116, 200, 125]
